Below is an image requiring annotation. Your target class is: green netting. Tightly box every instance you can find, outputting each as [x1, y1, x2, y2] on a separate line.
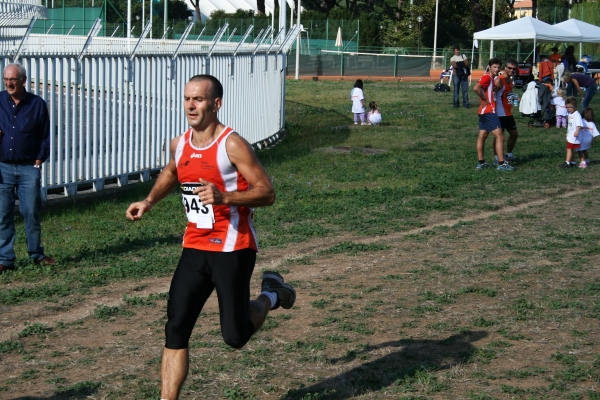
[32, 7, 103, 35]
[286, 54, 430, 77]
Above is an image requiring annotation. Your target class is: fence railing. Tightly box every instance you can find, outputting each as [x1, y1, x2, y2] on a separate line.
[1, 24, 300, 199]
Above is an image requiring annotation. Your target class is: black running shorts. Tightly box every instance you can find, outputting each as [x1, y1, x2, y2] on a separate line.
[165, 248, 256, 349]
[500, 115, 517, 131]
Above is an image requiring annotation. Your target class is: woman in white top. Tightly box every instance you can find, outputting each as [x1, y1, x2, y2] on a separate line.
[350, 79, 365, 125]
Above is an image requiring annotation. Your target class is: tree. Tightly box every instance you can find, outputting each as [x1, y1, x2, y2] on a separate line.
[302, 0, 340, 15]
[188, 0, 201, 21]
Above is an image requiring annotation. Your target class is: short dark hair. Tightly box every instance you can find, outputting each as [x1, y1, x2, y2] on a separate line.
[353, 79, 363, 89]
[453, 45, 460, 51]
[188, 74, 223, 101]
[489, 57, 502, 67]
[505, 58, 518, 67]
[566, 96, 577, 107]
[552, 47, 559, 52]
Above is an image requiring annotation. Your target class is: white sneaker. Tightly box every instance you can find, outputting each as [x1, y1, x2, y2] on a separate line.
[361, 122, 367, 125]
[578, 161, 588, 169]
[354, 122, 358, 125]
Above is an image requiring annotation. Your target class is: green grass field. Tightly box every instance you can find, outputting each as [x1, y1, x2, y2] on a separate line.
[0, 79, 599, 399]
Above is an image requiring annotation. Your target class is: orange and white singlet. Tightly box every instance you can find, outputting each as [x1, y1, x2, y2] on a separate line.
[175, 126, 258, 252]
[495, 74, 514, 117]
[477, 72, 496, 115]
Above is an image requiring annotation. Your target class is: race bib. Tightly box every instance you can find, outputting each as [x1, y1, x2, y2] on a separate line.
[180, 182, 215, 229]
[506, 91, 514, 103]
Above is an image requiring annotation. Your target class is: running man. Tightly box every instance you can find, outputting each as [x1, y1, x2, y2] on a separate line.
[473, 57, 515, 171]
[493, 58, 519, 165]
[126, 75, 296, 400]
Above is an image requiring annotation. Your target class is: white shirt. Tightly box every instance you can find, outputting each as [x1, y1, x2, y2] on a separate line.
[551, 96, 568, 117]
[579, 120, 600, 151]
[350, 88, 364, 113]
[567, 111, 584, 144]
[368, 110, 382, 125]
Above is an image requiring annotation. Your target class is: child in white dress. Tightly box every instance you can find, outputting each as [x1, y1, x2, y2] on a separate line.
[367, 101, 382, 125]
[577, 107, 600, 168]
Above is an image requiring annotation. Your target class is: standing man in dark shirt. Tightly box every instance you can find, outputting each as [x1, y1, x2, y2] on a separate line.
[0, 63, 54, 273]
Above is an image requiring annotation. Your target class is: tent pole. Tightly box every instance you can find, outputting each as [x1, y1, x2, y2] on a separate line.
[517, 40, 520, 61]
[490, 0, 496, 58]
[579, 42, 582, 60]
[471, 41, 475, 85]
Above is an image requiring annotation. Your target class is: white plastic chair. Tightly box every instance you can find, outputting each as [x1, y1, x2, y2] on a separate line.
[440, 67, 453, 86]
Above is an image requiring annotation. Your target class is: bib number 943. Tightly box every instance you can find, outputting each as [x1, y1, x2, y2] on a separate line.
[181, 182, 215, 229]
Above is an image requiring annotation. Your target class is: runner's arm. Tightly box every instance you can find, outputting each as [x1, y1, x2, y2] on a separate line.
[126, 136, 181, 220]
[198, 133, 275, 208]
[473, 82, 489, 106]
[494, 75, 503, 90]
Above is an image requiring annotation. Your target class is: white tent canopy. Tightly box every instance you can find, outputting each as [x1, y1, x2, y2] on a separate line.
[553, 19, 600, 43]
[473, 16, 580, 42]
[199, 0, 295, 20]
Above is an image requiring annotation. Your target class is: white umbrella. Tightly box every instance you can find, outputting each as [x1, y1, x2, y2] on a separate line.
[335, 27, 343, 52]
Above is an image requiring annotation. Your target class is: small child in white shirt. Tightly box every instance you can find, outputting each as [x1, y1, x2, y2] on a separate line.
[350, 79, 365, 125]
[577, 107, 600, 168]
[367, 101, 382, 125]
[560, 96, 583, 168]
[551, 88, 568, 128]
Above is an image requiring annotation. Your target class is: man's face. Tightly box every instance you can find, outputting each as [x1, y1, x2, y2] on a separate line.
[505, 63, 517, 77]
[454, 48, 460, 56]
[183, 80, 221, 130]
[489, 64, 501, 76]
[3, 65, 26, 99]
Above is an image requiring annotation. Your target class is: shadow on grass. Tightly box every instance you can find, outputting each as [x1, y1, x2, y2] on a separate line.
[10, 380, 101, 399]
[282, 331, 487, 400]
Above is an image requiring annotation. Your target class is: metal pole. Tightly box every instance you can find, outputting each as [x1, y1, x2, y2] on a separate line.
[164, 0, 168, 37]
[150, 0, 153, 38]
[433, 0, 439, 69]
[127, 0, 131, 38]
[295, 0, 301, 80]
[490, 0, 496, 59]
[142, 0, 145, 36]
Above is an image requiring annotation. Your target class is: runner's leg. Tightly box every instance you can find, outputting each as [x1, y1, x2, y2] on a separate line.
[507, 129, 518, 153]
[162, 249, 214, 399]
[477, 130, 489, 161]
[211, 249, 260, 348]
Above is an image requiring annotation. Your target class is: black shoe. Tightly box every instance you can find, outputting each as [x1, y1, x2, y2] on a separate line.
[559, 162, 574, 168]
[464, 105, 470, 109]
[261, 271, 296, 310]
[453, 103, 459, 108]
[0, 264, 15, 274]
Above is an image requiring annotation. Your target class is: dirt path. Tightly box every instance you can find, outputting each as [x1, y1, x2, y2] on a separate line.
[2, 184, 597, 343]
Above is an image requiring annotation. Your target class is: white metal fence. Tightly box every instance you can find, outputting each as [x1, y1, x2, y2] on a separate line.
[0, 24, 299, 198]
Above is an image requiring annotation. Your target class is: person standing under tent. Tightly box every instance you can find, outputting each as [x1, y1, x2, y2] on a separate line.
[450, 46, 470, 109]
